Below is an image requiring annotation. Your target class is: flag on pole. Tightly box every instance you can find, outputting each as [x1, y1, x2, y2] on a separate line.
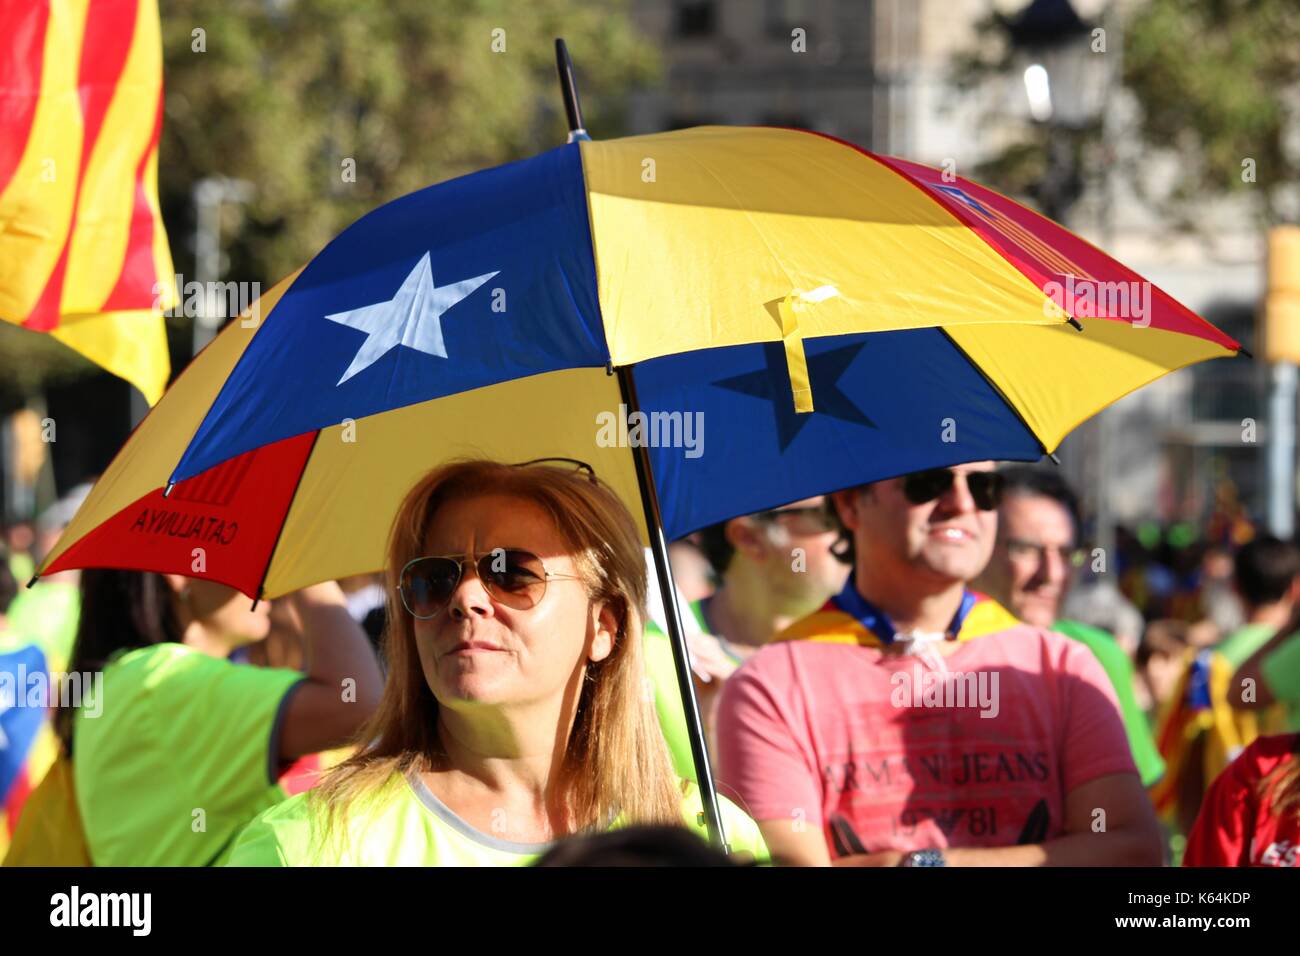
[0, 0, 175, 404]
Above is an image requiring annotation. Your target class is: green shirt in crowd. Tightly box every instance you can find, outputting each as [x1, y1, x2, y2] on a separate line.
[1216, 622, 1277, 668]
[7, 580, 80, 673]
[74, 643, 303, 866]
[643, 601, 710, 782]
[1262, 630, 1300, 728]
[1052, 618, 1165, 787]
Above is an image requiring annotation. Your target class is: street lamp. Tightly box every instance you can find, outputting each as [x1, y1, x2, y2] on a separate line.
[1002, 0, 1108, 223]
[1002, 0, 1121, 586]
[191, 176, 254, 356]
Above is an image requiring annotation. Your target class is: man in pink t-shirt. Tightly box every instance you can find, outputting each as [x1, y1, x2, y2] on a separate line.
[715, 461, 1163, 867]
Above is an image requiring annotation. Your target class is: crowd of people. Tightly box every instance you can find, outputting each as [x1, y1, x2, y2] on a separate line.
[1, 456, 1298, 867]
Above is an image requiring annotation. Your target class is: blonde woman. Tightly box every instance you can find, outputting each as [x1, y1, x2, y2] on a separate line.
[227, 459, 768, 865]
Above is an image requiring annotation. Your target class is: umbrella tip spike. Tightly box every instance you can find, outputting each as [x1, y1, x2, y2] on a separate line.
[25, 574, 39, 589]
[1066, 317, 1084, 331]
[1047, 452, 1062, 466]
[163, 482, 175, 499]
[554, 36, 588, 142]
[1237, 346, 1254, 359]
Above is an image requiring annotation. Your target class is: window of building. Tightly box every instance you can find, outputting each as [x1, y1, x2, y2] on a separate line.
[676, 1, 716, 37]
[766, 0, 812, 40]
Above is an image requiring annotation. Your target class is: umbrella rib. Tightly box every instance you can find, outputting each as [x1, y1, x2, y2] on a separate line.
[938, 327, 1052, 462]
[249, 429, 321, 610]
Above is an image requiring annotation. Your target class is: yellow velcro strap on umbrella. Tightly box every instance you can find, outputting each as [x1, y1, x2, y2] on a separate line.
[778, 285, 839, 414]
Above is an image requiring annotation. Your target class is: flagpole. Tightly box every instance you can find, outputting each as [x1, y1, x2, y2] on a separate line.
[554, 38, 729, 852]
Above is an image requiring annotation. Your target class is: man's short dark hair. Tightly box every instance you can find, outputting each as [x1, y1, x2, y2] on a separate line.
[695, 522, 735, 577]
[1233, 535, 1300, 607]
[827, 492, 857, 566]
[997, 465, 1082, 542]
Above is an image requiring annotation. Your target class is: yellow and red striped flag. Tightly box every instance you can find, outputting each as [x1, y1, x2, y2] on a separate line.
[1, 0, 175, 404]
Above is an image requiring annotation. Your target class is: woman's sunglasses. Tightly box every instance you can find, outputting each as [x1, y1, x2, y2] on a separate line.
[753, 505, 838, 535]
[901, 469, 1004, 511]
[397, 549, 583, 620]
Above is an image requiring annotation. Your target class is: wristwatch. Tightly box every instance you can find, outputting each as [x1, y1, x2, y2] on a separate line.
[901, 849, 946, 867]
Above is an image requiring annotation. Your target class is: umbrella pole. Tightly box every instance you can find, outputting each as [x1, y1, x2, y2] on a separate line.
[553, 37, 728, 851]
[616, 365, 730, 853]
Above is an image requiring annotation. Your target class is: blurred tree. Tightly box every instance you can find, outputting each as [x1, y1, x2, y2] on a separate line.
[0, 322, 88, 413]
[160, 0, 659, 290]
[1123, 0, 1299, 227]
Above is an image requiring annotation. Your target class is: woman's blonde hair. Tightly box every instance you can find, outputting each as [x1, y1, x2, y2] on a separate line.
[311, 458, 683, 846]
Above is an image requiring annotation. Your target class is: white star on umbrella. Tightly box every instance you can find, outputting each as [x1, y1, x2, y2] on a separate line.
[324, 252, 499, 385]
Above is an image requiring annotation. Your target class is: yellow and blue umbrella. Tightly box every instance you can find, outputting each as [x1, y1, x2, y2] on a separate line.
[33, 45, 1241, 845]
[35, 119, 1241, 594]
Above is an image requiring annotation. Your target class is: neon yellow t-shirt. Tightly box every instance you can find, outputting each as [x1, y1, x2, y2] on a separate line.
[8, 580, 80, 674]
[643, 600, 711, 782]
[225, 771, 770, 866]
[73, 643, 303, 866]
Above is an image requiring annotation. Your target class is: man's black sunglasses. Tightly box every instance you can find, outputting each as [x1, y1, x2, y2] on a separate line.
[901, 468, 1004, 511]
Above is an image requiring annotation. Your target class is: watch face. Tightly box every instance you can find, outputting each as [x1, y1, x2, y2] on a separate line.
[906, 849, 945, 867]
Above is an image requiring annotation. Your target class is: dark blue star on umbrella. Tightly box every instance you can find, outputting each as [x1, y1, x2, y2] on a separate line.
[713, 341, 876, 452]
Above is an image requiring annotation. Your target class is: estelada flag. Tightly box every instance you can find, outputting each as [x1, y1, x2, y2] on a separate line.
[1151, 647, 1288, 820]
[0, 0, 175, 404]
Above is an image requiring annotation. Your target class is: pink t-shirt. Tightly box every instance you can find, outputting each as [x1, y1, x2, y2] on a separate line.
[715, 611, 1136, 857]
